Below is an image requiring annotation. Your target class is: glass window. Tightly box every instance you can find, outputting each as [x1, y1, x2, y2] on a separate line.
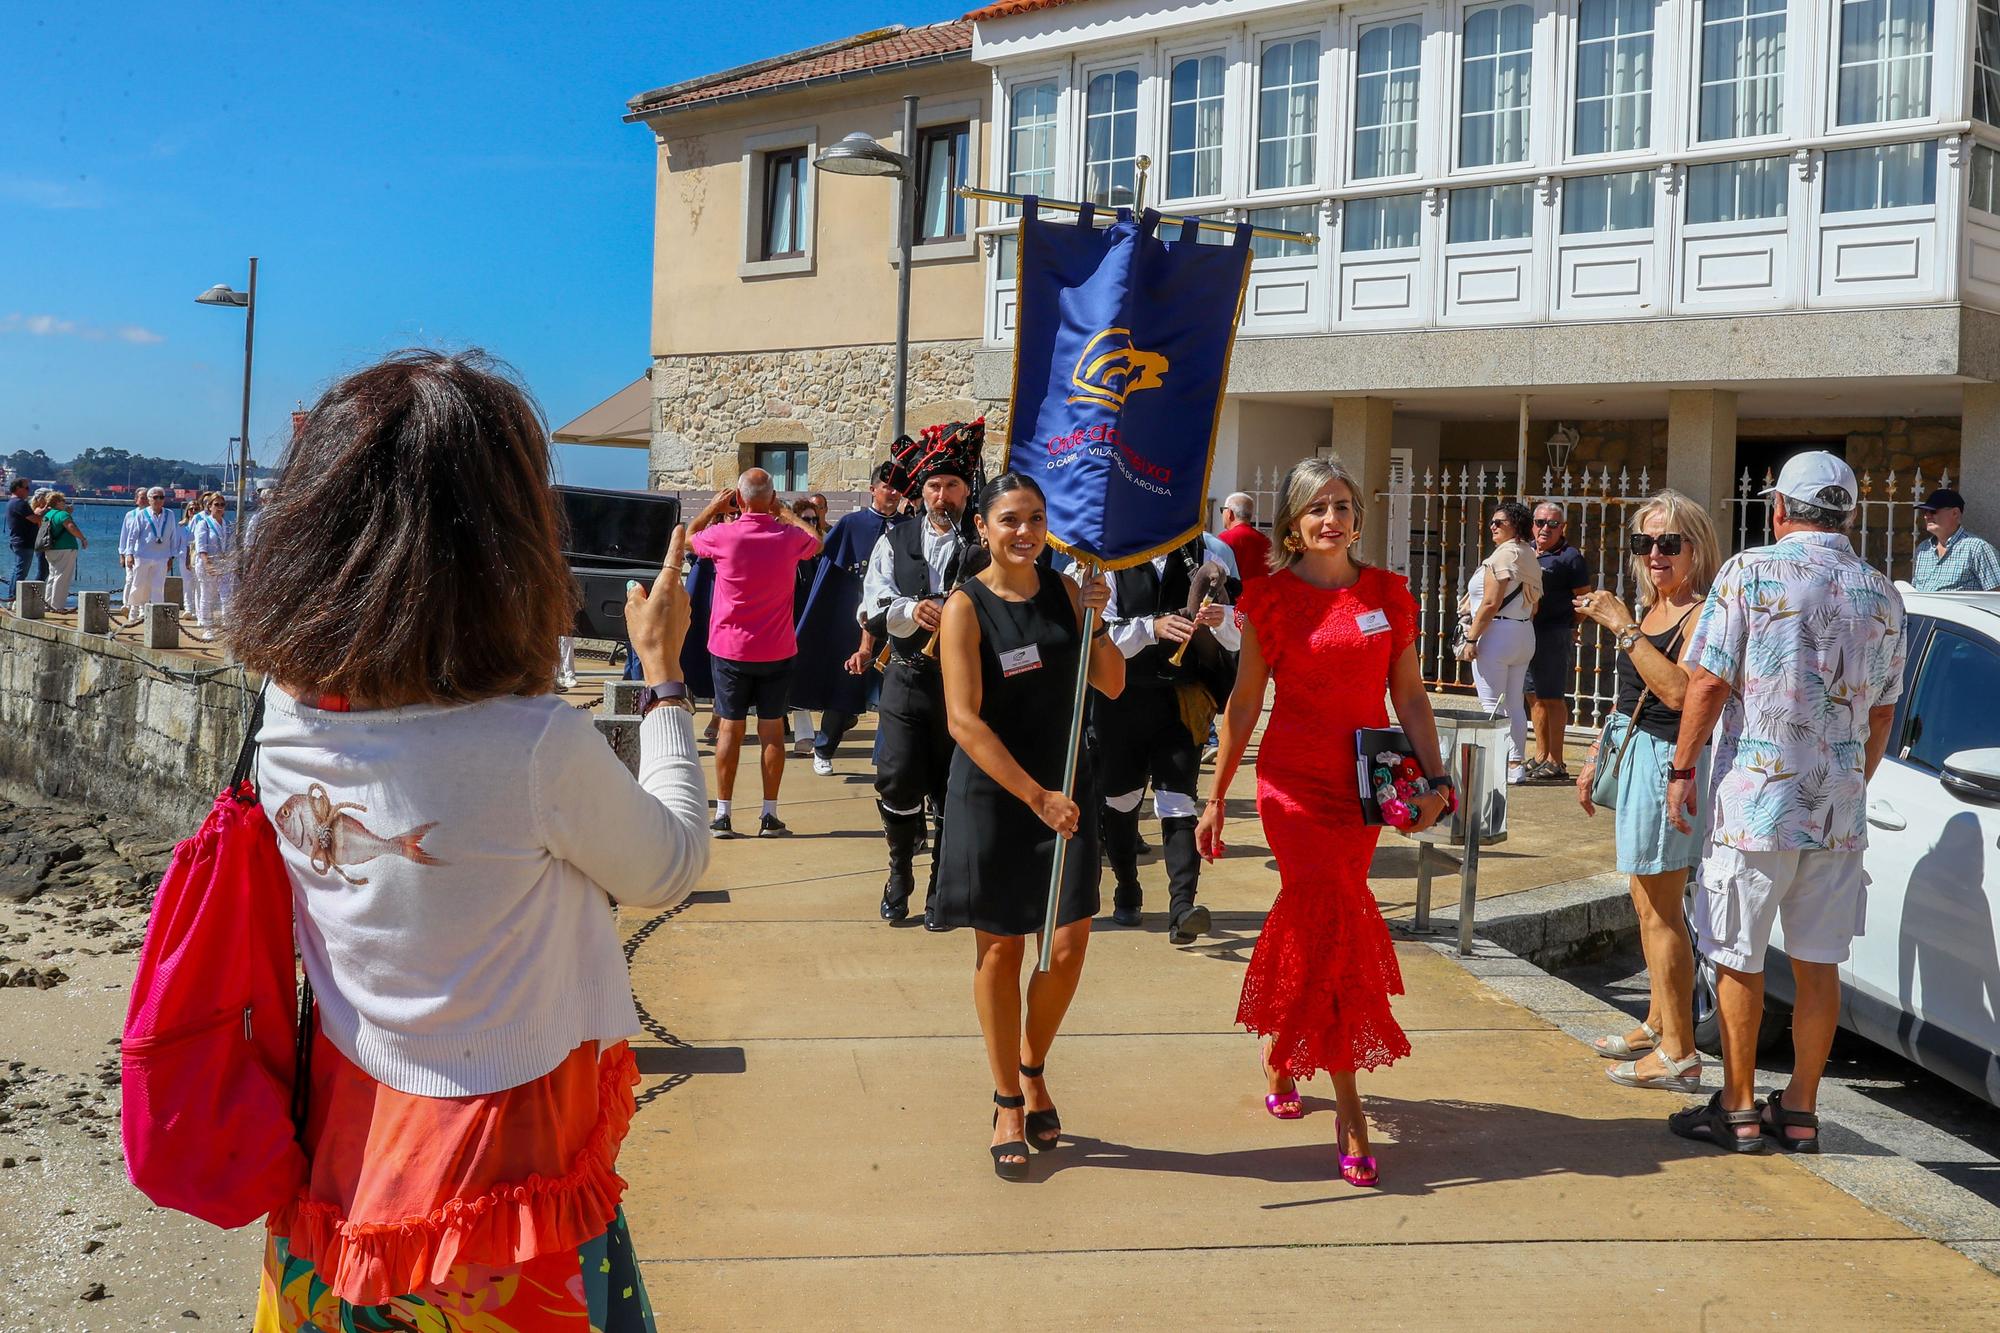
[1902, 628, 2000, 771]
[761, 148, 807, 260]
[1167, 54, 1227, 199]
[1574, 0, 1657, 155]
[914, 123, 969, 243]
[1460, 3, 1534, 168]
[1247, 204, 1317, 260]
[1343, 194, 1423, 251]
[1084, 69, 1141, 206]
[1698, 0, 1787, 141]
[1257, 37, 1320, 190]
[1006, 81, 1059, 209]
[995, 233, 1019, 280]
[1823, 140, 1937, 212]
[1449, 181, 1535, 242]
[1972, 144, 2000, 216]
[1354, 21, 1421, 180]
[1978, 0, 2000, 127]
[1562, 169, 1653, 233]
[754, 445, 808, 492]
[1835, 0, 1934, 126]
[1685, 155, 1789, 223]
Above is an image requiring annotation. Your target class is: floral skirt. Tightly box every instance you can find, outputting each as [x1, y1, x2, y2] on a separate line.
[255, 1205, 654, 1332]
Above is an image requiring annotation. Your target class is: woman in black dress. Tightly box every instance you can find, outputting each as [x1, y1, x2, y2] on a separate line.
[936, 472, 1123, 1181]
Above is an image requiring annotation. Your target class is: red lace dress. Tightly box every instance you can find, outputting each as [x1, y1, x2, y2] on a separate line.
[1235, 566, 1417, 1078]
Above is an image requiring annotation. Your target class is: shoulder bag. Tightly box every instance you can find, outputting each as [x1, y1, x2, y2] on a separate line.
[1588, 609, 1694, 810]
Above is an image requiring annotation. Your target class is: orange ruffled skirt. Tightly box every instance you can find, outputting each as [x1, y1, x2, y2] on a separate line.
[260, 1030, 641, 1314]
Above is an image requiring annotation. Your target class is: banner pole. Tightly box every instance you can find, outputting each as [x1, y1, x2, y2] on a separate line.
[1038, 559, 1099, 973]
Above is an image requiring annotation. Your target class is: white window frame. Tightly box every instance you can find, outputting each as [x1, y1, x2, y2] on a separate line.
[1243, 202, 1323, 267]
[738, 125, 818, 279]
[1569, 0, 1660, 159]
[1455, 0, 1539, 173]
[1682, 153, 1792, 226]
[1079, 56, 1149, 209]
[1351, 10, 1428, 184]
[1818, 137, 1940, 215]
[1978, 0, 2000, 129]
[1559, 167, 1656, 234]
[1340, 192, 1426, 253]
[1161, 42, 1233, 205]
[1690, 0, 1790, 147]
[1828, 0, 1939, 132]
[1249, 25, 1328, 198]
[890, 99, 984, 264]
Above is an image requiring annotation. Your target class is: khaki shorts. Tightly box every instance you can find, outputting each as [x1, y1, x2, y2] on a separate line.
[1694, 844, 1867, 973]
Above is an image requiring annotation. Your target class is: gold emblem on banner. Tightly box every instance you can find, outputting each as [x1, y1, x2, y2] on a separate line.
[1067, 327, 1169, 409]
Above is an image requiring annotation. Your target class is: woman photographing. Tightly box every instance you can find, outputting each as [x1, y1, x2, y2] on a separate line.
[231, 350, 709, 1329]
[1574, 490, 1721, 1094]
[933, 472, 1122, 1182]
[1199, 458, 1450, 1187]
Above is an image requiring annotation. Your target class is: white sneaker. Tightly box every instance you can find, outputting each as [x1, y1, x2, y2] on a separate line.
[792, 735, 814, 756]
[812, 754, 834, 777]
[1507, 762, 1528, 786]
[556, 672, 579, 691]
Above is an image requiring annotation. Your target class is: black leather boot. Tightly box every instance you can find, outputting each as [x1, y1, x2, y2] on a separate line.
[1102, 804, 1144, 926]
[1162, 816, 1209, 944]
[881, 806, 922, 924]
[921, 848, 952, 932]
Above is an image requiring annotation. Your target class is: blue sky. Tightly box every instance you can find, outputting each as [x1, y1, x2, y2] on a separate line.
[1, 0, 964, 489]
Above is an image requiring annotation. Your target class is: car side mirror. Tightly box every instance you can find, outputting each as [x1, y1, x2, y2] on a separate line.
[1940, 749, 2000, 807]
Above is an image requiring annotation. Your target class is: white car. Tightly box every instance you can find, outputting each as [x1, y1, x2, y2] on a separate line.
[1688, 589, 2000, 1107]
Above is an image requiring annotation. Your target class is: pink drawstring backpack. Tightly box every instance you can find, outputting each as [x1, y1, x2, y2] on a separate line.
[120, 690, 314, 1228]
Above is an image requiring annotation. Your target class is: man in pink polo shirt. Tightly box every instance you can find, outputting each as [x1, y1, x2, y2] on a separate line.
[689, 468, 823, 837]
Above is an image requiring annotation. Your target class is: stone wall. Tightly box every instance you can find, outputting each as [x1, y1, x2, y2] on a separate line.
[0, 615, 259, 837]
[648, 341, 1011, 491]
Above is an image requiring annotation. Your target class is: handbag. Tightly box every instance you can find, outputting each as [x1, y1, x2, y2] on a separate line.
[1588, 610, 1693, 810]
[120, 689, 316, 1228]
[33, 517, 56, 551]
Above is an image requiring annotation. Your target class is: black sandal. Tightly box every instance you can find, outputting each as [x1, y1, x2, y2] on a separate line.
[1667, 1091, 1767, 1153]
[991, 1092, 1030, 1181]
[1759, 1087, 1821, 1153]
[1020, 1063, 1061, 1151]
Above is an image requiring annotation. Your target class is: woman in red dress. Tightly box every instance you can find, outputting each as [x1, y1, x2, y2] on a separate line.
[1197, 458, 1452, 1186]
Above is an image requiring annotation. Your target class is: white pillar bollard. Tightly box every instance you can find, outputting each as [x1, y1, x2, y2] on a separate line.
[144, 602, 180, 650]
[14, 581, 47, 620]
[79, 590, 111, 635]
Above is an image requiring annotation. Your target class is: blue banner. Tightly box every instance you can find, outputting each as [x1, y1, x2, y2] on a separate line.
[1003, 200, 1252, 570]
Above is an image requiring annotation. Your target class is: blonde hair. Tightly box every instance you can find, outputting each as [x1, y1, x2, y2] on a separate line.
[1270, 457, 1367, 573]
[1629, 489, 1720, 609]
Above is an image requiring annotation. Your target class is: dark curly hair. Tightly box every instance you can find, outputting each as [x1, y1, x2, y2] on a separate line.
[231, 349, 577, 705]
[1489, 499, 1534, 544]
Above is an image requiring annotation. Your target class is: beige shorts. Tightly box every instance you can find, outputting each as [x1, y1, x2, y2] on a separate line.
[1694, 844, 1867, 973]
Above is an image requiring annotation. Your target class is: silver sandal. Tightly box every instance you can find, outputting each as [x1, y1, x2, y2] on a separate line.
[1607, 1048, 1703, 1093]
[1592, 1020, 1658, 1059]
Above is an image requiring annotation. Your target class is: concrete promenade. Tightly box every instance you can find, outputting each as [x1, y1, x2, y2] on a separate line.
[625, 718, 1999, 1330]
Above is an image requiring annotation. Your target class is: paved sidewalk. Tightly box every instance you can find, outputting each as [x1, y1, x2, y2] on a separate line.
[620, 718, 1999, 1330]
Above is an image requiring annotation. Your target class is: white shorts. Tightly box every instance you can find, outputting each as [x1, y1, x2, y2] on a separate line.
[1694, 844, 1867, 973]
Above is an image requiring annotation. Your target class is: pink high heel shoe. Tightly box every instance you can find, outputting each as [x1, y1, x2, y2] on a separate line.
[1260, 1050, 1303, 1119]
[1335, 1115, 1379, 1188]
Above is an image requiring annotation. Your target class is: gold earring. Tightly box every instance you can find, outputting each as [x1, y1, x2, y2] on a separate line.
[1283, 533, 1305, 553]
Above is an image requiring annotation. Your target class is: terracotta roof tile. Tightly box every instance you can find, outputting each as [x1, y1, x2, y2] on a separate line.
[962, 0, 1087, 20]
[628, 22, 972, 118]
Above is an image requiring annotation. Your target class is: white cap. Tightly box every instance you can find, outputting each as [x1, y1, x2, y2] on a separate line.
[1760, 450, 1857, 512]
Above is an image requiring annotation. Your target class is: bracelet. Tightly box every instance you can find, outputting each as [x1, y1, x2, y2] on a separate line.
[1205, 796, 1226, 806]
[1615, 623, 1643, 652]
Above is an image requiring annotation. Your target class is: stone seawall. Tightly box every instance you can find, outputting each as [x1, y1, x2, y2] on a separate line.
[0, 614, 259, 837]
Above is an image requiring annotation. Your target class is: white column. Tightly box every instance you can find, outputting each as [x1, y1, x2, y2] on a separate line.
[1665, 389, 1739, 524]
[1331, 396, 1396, 568]
[1962, 383, 2000, 530]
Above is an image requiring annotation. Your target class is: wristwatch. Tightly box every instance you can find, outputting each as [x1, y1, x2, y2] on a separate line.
[1667, 765, 1697, 781]
[637, 680, 694, 717]
[1615, 623, 1644, 653]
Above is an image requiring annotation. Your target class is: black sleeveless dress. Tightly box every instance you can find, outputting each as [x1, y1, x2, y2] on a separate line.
[934, 568, 1101, 935]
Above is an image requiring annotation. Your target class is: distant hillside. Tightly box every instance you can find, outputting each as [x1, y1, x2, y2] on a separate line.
[4, 447, 273, 492]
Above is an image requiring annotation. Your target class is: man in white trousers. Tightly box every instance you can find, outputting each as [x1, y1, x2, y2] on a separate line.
[118, 491, 148, 615]
[127, 487, 188, 623]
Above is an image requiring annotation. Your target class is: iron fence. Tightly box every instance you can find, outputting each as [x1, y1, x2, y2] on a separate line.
[1724, 465, 1951, 586]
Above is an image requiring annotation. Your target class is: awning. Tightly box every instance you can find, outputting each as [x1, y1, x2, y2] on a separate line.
[553, 375, 651, 448]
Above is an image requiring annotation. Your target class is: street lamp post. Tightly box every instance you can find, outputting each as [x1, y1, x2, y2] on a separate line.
[814, 96, 919, 440]
[196, 257, 257, 527]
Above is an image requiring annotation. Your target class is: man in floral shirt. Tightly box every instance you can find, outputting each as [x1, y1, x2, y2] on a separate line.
[1664, 452, 1905, 1155]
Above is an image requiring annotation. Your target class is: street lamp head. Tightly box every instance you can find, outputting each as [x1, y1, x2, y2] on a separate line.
[195, 283, 249, 307]
[814, 131, 909, 179]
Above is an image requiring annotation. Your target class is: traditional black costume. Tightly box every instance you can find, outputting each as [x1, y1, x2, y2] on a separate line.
[862, 422, 988, 926]
[791, 480, 904, 761]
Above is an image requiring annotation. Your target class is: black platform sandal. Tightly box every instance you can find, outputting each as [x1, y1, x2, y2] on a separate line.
[991, 1092, 1030, 1181]
[1667, 1091, 1766, 1153]
[1759, 1087, 1821, 1153]
[1019, 1063, 1061, 1151]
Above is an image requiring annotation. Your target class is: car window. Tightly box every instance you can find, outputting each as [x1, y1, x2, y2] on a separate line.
[1891, 613, 1931, 752]
[1902, 626, 2000, 772]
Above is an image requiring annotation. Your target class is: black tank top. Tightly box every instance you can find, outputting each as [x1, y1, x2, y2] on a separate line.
[1613, 610, 1694, 744]
[961, 568, 1086, 784]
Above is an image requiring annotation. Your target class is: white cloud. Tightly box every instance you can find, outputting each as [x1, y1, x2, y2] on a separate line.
[0, 175, 103, 209]
[1, 313, 165, 345]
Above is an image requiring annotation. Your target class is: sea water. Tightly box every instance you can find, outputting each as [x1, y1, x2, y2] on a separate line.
[31, 501, 225, 604]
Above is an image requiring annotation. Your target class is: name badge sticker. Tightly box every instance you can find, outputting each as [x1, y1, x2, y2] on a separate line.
[999, 644, 1044, 676]
[1356, 609, 1391, 636]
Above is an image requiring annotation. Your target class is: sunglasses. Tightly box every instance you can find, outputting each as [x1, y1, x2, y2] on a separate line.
[1489, 517, 1510, 528]
[1533, 517, 1562, 528]
[1629, 532, 1686, 557]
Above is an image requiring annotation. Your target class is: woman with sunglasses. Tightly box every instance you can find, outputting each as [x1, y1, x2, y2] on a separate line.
[1456, 499, 1542, 783]
[1574, 490, 1722, 1093]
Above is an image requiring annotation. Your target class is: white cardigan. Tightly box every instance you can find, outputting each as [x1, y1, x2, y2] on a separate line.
[257, 687, 709, 1097]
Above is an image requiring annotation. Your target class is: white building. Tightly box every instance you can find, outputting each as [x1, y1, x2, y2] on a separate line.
[965, 0, 2000, 564]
